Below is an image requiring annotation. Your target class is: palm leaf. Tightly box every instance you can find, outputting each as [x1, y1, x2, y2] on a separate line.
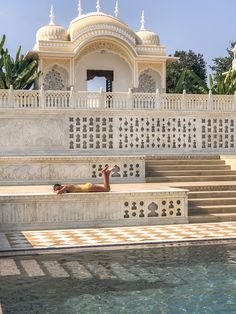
[0, 34, 6, 53]
[175, 70, 187, 93]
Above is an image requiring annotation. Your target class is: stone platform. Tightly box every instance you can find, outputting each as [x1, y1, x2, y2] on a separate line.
[0, 184, 188, 231]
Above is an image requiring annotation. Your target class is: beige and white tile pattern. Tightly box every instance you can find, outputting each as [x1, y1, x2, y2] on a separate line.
[2, 222, 236, 251]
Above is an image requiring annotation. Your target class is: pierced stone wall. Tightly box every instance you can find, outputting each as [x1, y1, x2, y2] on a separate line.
[0, 109, 235, 156]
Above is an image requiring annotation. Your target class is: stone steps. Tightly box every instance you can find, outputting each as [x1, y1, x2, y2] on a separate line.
[145, 155, 236, 223]
[146, 159, 225, 165]
[172, 184, 236, 192]
[189, 197, 236, 206]
[189, 213, 236, 223]
[147, 165, 231, 171]
[146, 170, 236, 176]
[146, 155, 221, 160]
[146, 175, 236, 183]
[189, 205, 236, 214]
[189, 191, 236, 198]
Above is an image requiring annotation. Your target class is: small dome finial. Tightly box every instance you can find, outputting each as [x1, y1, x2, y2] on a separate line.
[49, 5, 56, 25]
[96, 0, 101, 12]
[115, 0, 119, 17]
[78, 0, 83, 17]
[140, 10, 145, 30]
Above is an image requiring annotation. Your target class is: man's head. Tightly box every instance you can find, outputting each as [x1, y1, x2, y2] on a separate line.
[53, 183, 62, 192]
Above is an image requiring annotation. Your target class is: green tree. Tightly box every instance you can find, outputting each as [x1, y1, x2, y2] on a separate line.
[210, 41, 236, 80]
[166, 50, 207, 94]
[0, 34, 41, 89]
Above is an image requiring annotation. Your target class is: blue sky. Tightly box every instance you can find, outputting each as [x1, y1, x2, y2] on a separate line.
[0, 0, 235, 74]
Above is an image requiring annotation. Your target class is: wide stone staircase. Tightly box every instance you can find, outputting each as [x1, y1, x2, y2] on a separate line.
[145, 156, 236, 223]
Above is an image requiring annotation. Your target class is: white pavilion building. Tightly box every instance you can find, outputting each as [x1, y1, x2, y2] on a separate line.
[0, 0, 236, 230]
[31, 1, 176, 93]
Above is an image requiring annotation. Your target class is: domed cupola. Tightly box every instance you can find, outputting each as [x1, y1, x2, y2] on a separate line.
[135, 11, 160, 46]
[68, 0, 136, 43]
[36, 6, 69, 42]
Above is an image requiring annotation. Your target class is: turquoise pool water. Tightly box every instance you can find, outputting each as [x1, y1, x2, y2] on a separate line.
[1, 244, 236, 313]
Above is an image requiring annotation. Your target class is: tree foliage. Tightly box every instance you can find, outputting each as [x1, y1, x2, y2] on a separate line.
[210, 41, 236, 80]
[166, 50, 207, 93]
[0, 34, 41, 89]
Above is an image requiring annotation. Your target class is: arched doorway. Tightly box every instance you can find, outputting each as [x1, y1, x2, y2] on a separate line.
[87, 69, 114, 92]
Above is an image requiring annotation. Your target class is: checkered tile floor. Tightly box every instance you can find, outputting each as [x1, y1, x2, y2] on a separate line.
[2, 222, 236, 251]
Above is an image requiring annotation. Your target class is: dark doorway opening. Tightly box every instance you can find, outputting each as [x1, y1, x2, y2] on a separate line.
[87, 70, 114, 92]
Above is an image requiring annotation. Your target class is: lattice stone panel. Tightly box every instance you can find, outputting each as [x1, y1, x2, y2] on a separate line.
[44, 69, 65, 90]
[118, 117, 197, 150]
[202, 118, 235, 149]
[66, 114, 236, 154]
[69, 117, 114, 150]
[91, 163, 141, 179]
[123, 198, 184, 219]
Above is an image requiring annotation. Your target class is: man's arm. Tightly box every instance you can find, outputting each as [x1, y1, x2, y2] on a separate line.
[56, 185, 68, 194]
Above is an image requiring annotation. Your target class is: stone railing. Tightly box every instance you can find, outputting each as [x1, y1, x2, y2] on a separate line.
[0, 87, 235, 112]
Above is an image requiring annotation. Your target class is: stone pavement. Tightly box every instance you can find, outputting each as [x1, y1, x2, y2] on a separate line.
[1, 222, 236, 254]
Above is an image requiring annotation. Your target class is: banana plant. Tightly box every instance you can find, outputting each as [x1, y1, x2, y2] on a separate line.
[175, 69, 208, 93]
[0, 34, 41, 89]
[209, 69, 236, 95]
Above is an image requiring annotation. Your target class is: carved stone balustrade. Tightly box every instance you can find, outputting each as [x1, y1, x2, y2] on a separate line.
[0, 89, 235, 111]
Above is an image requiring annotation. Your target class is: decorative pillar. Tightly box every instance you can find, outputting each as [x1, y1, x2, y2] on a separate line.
[128, 88, 133, 109]
[234, 91, 236, 111]
[69, 58, 75, 87]
[162, 62, 166, 93]
[182, 89, 186, 110]
[208, 90, 213, 111]
[40, 85, 45, 109]
[155, 89, 160, 110]
[134, 63, 139, 88]
[69, 86, 75, 108]
[8, 85, 14, 108]
[99, 87, 105, 108]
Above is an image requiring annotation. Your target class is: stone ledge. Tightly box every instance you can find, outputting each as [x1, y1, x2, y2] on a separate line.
[0, 188, 188, 231]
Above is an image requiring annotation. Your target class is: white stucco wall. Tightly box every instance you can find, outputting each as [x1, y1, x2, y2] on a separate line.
[75, 51, 133, 92]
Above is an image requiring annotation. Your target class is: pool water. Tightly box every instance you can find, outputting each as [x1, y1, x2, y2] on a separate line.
[1, 244, 236, 314]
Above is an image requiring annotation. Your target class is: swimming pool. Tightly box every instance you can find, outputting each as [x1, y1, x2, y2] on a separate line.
[1, 243, 236, 313]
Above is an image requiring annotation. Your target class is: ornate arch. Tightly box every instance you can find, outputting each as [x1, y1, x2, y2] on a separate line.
[72, 24, 136, 47]
[138, 63, 163, 77]
[75, 39, 135, 71]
